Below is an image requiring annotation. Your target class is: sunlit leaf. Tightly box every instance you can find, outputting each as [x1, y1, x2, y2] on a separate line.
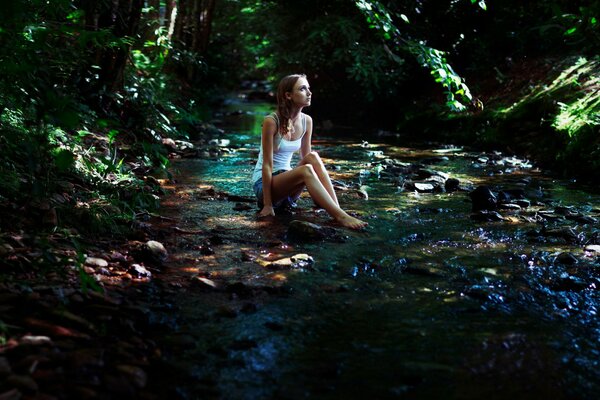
[565, 27, 577, 35]
[400, 14, 409, 24]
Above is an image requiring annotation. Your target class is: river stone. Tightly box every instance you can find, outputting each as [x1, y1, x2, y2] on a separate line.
[498, 203, 522, 210]
[192, 276, 218, 289]
[543, 227, 579, 242]
[141, 240, 168, 265]
[469, 186, 497, 211]
[412, 182, 436, 193]
[267, 254, 314, 270]
[445, 178, 460, 192]
[128, 264, 151, 278]
[566, 214, 598, 224]
[20, 335, 52, 346]
[554, 252, 578, 265]
[585, 244, 600, 253]
[85, 257, 108, 268]
[514, 199, 531, 208]
[288, 220, 337, 241]
[470, 210, 506, 222]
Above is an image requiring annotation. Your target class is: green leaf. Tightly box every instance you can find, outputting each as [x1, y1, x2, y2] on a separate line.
[591, 17, 597, 25]
[400, 14, 409, 24]
[565, 27, 577, 36]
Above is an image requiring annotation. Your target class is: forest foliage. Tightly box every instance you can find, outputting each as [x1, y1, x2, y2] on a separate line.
[0, 0, 599, 236]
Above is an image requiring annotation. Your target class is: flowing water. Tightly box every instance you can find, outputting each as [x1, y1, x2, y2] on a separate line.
[161, 98, 600, 399]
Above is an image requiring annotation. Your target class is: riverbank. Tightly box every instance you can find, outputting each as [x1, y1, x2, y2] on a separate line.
[396, 55, 600, 182]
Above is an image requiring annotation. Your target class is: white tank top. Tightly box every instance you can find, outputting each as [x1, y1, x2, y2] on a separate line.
[251, 112, 307, 184]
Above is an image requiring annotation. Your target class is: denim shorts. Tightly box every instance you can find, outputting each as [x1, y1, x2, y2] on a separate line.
[253, 169, 301, 208]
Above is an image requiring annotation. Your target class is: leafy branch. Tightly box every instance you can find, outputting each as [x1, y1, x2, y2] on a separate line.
[355, 0, 477, 111]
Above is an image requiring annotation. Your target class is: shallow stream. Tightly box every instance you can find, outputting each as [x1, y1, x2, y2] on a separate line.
[161, 99, 600, 399]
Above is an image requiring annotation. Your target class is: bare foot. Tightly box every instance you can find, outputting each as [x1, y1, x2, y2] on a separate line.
[336, 214, 368, 230]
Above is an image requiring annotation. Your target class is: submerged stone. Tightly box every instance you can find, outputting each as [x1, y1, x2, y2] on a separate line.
[470, 210, 506, 222]
[287, 220, 338, 241]
[469, 186, 497, 212]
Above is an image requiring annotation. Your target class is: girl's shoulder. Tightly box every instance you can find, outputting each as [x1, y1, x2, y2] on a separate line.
[264, 112, 279, 123]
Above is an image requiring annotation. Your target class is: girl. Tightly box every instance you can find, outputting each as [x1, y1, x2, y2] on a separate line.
[251, 74, 367, 230]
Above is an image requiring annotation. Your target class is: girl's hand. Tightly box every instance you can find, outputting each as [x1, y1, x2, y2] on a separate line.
[258, 205, 275, 218]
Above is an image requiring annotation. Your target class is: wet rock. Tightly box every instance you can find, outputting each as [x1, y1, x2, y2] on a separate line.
[445, 178, 460, 192]
[128, 264, 151, 278]
[469, 186, 497, 212]
[288, 220, 338, 241]
[265, 254, 315, 270]
[140, 240, 168, 265]
[162, 137, 177, 149]
[83, 266, 95, 274]
[175, 140, 195, 150]
[19, 336, 52, 346]
[410, 182, 436, 193]
[5, 374, 38, 394]
[497, 203, 522, 210]
[208, 138, 230, 147]
[497, 189, 526, 202]
[542, 227, 579, 243]
[463, 285, 495, 300]
[585, 244, 600, 253]
[470, 210, 506, 222]
[514, 199, 531, 208]
[191, 276, 218, 290]
[84, 257, 108, 268]
[553, 252, 578, 265]
[566, 214, 598, 224]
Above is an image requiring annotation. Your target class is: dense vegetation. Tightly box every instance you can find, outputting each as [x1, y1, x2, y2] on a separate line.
[0, 0, 598, 236]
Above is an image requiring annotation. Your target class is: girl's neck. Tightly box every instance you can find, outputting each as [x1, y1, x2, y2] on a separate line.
[288, 107, 302, 121]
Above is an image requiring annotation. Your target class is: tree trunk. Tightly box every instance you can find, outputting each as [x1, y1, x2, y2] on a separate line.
[97, 0, 143, 92]
[169, 0, 216, 83]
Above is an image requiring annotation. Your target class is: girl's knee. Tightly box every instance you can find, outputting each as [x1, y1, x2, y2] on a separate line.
[300, 164, 316, 178]
[306, 151, 322, 165]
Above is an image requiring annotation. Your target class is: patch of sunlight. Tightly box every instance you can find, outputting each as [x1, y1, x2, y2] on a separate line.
[497, 56, 597, 116]
[553, 85, 600, 136]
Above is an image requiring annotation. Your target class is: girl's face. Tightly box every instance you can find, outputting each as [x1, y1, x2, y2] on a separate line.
[287, 78, 312, 107]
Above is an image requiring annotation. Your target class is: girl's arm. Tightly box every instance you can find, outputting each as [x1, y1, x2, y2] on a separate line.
[258, 117, 277, 217]
[299, 114, 313, 158]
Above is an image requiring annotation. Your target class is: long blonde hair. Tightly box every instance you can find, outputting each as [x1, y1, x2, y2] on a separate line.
[276, 74, 306, 138]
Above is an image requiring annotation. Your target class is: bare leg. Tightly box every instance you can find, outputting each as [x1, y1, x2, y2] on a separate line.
[298, 152, 339, 206]
[270, 165, 367, 230]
